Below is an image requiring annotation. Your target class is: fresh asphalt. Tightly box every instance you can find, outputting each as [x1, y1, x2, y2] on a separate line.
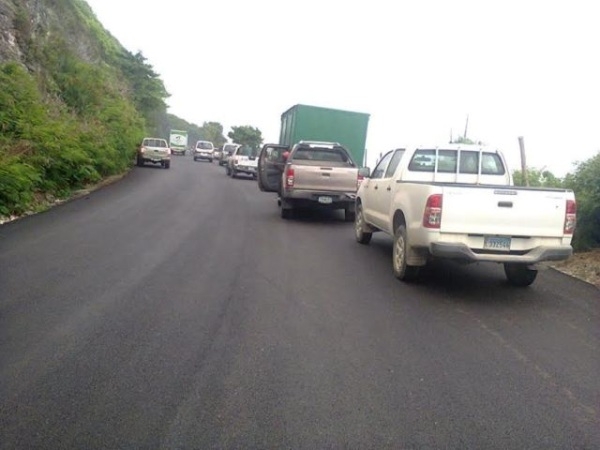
[1, 156, 598, 449]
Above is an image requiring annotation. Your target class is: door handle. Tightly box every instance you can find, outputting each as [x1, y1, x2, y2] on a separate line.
[386, 186, 391, 191]
[374, 185, 378, 190]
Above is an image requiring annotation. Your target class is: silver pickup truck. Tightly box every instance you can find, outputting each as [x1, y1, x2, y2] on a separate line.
[258, 141, 368, 220]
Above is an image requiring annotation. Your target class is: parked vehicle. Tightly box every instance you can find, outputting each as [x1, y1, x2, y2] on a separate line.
[354, 144, 576, 286]
[169, 129, 188, 156]
[137, 137, 171, 169]
[280, 104, 370, 166]
[258, 141, 368, 220]
[219, 143, 240, 167]
[193, 140, 214, 162]
[226, 145, 259, 178]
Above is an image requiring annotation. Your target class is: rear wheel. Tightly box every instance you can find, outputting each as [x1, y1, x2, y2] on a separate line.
[137, 157, 144, 167]
[164, 161, 170, 169]
[504, 263, 537, 287]
[281, 205, 294, 219]
[393, 225, 420, 281]
[344, 208, 356, 222]
[355, 203, 372, 245]
[231, 169, 237, 178]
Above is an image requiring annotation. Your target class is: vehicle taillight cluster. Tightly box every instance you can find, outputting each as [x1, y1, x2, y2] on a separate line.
[423, 194, 443, 229]
[285, 167, 295, 188]
[357, 172, 364, 189]
[564, 199, 576, 234]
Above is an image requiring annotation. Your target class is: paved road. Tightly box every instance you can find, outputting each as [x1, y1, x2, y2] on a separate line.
[1, 156, 598, 449]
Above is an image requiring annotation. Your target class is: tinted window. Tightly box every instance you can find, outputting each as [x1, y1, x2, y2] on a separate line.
[408, 150, 435, 172]
[384, 149, 405, 178]
[238, 146, 257, 157]
[196, 141, 213, 149]
[371, 151, 393, 179]
[482, 153, 505, 175]
[293, 148, 350, 163]
[438, 150, 457, 173]
[143, 139, 167, 148]
[459, 151, 479, 174]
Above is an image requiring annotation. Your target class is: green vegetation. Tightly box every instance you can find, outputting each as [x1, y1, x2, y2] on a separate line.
[0, 0, 170, 217]
[512, 154, 600, 251]
[227, 126, 263, 150]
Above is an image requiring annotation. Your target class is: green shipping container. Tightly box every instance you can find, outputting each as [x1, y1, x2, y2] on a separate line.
[279, 104, 370, 166]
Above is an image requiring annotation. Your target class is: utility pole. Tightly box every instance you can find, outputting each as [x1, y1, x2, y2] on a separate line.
[518, 136, 529, 186]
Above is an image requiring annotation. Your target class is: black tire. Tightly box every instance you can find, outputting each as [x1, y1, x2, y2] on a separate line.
[281, 206, 293, 219]
[504, 263, 538, 287]
[392, 225, 420, 281]
[209, 159, 213, 163]
[344, 208, 356, 222]
[225, 166, 231, 176]
[164, 161, 170, 169]
[137, 157, 144, 167]
[355, 203, 372, 245]
[231, 169, 237, 178]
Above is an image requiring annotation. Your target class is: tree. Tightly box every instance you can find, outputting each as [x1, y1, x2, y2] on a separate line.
[512, 168, 563, 188]
[450, 136, 483, 145]
[227, 125, 263, 150]
[201, 122, 226, 147]
[564, 152, 600, 250]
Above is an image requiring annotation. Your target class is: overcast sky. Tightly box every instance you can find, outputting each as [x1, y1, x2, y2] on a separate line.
[84, 0, 599, 175]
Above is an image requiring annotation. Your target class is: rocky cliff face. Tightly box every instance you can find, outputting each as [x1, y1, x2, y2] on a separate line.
[0, 0, 117, 68]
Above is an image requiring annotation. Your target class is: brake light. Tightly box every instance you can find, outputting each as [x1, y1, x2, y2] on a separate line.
[140, 147, 146, 153]
[564, 199, 576, 234]
[423, 194, 443, 228]
[285, 167, 295, 188]
[357, 172, 364, 189]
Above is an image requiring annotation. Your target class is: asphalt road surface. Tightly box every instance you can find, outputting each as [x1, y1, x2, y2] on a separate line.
[1, 156, 599, 449]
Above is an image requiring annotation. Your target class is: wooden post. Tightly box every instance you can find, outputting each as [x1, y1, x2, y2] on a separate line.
[518, 136, 529, 186]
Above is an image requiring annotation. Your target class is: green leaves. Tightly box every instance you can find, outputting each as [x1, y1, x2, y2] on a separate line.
[227, 126, 263, 150]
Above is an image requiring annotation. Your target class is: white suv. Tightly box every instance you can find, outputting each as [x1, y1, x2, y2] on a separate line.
[193, 141, 214, 162]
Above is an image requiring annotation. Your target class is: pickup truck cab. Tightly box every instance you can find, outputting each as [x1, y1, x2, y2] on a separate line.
[258, 141, 368, 220]
[355, 144, 576, 286]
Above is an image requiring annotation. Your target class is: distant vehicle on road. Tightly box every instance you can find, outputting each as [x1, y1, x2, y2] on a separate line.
[137, 137, 171, 169]
[219, 143, 240, 167]
[193, 140, 214, 162]
[226, 145, 258, 178]
[169, 130, 188, 156]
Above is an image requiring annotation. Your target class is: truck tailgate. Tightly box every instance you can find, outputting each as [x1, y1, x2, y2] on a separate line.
[292, 164, 358, 192]
[440, 186, 568, 237]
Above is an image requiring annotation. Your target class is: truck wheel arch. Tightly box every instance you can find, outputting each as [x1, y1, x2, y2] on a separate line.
[393, 210, 407, 234]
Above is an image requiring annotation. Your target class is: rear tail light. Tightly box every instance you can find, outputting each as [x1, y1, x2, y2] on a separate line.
[423, 194, 443, 228]
[140, 147, 146, 153]
[357, 172, 364, 189]
[285, 167, 295, 188]
[564, 199, 576, 234]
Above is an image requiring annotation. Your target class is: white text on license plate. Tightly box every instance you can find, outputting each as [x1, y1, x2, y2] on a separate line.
[318, 196, 333, 204]
[484, 236, 511, 251]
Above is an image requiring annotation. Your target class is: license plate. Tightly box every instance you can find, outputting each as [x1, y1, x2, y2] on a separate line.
[484, 236, 511, 251]
[318, 196, 333, 204]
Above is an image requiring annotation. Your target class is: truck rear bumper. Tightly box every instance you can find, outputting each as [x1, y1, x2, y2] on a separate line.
[430, 242, 573, 264]
[284, 190, 356, 210]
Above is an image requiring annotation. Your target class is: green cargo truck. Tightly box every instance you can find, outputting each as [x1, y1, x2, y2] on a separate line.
[279, 104, 370, 166]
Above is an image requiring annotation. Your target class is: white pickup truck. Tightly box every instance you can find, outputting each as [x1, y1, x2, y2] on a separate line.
[355, 144, 576, 286]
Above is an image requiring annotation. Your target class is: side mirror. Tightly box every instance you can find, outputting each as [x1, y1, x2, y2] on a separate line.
[358, 167, 370, 178]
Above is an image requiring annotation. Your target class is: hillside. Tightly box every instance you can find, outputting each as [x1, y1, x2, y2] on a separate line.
[0, 0, 172, 216]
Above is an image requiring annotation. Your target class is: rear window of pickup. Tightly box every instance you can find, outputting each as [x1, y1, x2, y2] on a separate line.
[292, 147, 355, 165]
[408, 149, 505, 175]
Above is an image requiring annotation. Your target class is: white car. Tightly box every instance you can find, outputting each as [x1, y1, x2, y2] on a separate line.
[193, 140, 214, 162]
